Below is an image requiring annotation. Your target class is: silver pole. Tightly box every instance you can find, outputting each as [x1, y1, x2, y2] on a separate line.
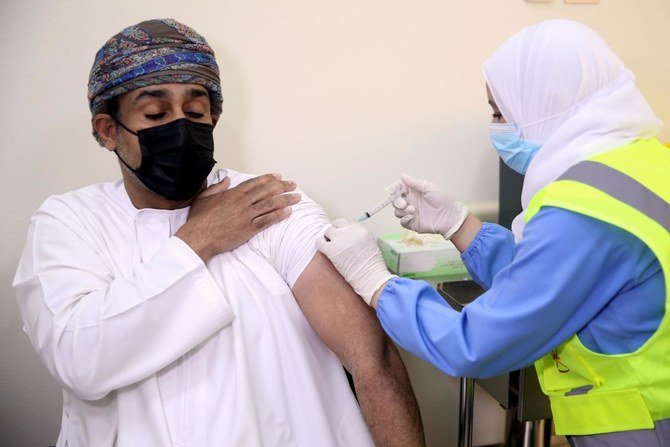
[522, 420, 548, 447]
[458, 377, 475, 447]
[523, 421, 534, 447]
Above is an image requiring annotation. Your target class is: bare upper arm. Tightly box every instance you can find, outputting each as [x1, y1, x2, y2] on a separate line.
[292, 251, 389, 370]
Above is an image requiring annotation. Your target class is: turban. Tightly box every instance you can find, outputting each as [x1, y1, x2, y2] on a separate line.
[88, 18, 222, 117]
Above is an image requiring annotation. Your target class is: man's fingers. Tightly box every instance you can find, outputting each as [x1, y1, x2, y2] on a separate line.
[251, 180, 297, 204]
[237, 173, 294, 194]
[251, 206, 293, 230]
[238, 173, 281, 191]
[251, 193, 301, 215]
[240, 177, 297, 206]
[199, 176, 231, 198]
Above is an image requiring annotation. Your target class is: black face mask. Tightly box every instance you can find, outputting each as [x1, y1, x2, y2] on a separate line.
[114, 118, 216, 201]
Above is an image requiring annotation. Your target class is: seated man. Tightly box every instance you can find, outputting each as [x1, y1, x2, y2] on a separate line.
[13, 19, 424, 447]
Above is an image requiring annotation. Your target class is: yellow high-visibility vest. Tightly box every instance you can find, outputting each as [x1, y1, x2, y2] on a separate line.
[525, 138, 670, 435]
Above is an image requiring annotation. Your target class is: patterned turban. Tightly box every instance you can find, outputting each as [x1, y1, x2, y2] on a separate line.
[88, 18, 223, 118]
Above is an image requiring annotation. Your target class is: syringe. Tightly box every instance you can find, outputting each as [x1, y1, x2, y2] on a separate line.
[356, 183, 404, 222]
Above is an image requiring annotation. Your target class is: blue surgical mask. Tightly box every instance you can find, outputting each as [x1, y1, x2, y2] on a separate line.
[489, 123, 541, 175]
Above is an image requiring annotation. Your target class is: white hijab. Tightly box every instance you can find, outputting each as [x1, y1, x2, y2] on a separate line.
[482, 19, 662, 240]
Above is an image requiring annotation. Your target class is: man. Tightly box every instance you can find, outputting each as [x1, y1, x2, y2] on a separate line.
[13, 19, 424, 446]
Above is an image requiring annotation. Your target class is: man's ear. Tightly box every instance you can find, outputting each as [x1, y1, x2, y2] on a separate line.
[93, 114, 117, 151]
[212, 115, 219, 128]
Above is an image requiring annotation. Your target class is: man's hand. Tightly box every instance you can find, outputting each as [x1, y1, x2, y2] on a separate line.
[176, 173, 300, 261]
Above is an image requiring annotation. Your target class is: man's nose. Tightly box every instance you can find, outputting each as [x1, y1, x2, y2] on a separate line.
[172, 109, 189, 120]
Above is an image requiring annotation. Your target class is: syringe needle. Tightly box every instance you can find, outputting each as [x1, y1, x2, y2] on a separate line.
[356, 183, 402, 222]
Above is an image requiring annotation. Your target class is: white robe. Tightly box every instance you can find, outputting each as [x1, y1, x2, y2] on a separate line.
[13, 169, 374, 447]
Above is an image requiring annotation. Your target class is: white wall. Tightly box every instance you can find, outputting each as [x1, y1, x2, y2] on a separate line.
[1, 1, 669, 446]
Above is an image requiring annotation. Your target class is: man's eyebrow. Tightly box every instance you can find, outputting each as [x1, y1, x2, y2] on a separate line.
[186, 88, 210, 99]
[132, 89, 170, 104]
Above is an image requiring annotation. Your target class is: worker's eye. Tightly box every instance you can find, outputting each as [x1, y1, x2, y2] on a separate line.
[186, 112, 205, 119]
[145, 113, 166, 121]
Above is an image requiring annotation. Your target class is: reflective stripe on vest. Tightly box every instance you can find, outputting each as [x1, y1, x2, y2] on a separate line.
[558, 161, 670, 232]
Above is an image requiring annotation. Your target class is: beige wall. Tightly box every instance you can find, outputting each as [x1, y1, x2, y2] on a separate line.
[1, 1, 669, 446]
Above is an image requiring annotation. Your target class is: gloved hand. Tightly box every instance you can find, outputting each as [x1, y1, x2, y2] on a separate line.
[393, 173, 469, 240]
[316, 218, 396, 305]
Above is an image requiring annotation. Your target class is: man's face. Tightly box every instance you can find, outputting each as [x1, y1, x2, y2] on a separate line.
[112, 83, 215, 168]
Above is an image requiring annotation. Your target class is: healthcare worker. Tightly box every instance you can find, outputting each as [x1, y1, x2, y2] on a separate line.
[318, 19, 670, 446]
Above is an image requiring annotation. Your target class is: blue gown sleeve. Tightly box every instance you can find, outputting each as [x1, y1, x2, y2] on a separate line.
[376, 207, 661, 378]
[460, 222, 516, 289]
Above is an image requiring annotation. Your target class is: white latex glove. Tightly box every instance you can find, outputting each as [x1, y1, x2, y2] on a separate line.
[393, 173, 469, 240]
[316, 218, 396, 305]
